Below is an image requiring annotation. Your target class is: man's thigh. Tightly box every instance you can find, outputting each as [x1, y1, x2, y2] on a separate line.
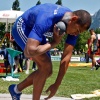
[32, 53, 52, 68]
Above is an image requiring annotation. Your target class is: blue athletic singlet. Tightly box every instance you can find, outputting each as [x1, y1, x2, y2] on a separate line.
[12, 3, 78, 51]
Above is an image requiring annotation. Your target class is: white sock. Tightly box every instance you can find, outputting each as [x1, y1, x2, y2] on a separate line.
[14, 85, 22, 94]
[96, 62, 99, 65]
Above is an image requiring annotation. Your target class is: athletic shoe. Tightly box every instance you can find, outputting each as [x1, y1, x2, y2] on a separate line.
[95, 64, 100, 70]
[13, 70, 18, 73]
[25, 70, 29, 74]
[8, 84, 22, 100]
[32, 68, 36, 71]
[91, 67, 94, 70]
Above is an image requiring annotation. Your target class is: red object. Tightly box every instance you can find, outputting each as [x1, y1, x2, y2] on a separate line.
[0, 63, 11, 73]
[0, 67, 11, 73]
[87, 38, 100, 55]
[5, 33, 13, 40]
[0, 63, 5, 67]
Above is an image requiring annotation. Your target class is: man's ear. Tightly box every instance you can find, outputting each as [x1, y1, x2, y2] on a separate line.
[71, 16, 78, 22]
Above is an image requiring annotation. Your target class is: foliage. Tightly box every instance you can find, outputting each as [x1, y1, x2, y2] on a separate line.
[0, 23, 6, 39]
[95, 28, 100, 34]
[12, 0, 20, 10]
[36, 0, 41, 5]
[56, 34, 67, 51]
[49, 30, 90, 52]
[75, 31, 90, 51]
[55, 0, 62, 5]
[56, 30, 91, 52]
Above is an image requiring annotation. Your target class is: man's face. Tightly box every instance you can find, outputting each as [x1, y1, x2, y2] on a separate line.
[89, 30, 94, 35]
[66, 19, 86, 36]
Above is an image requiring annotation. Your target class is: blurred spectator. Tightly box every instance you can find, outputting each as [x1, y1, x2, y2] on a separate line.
[88, 29, 98, 70]
[32, 61, 36, 71]
[0, 44, 10, 75]
[23, 58, 30, 74]
[11, 40, 23, 73]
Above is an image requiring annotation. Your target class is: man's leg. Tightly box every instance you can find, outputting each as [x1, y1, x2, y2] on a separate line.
[92, 54, 96, 67]
[9, 53, 52, 100]
[85, 53, 89, 63]
[25, 59, 30, 74]
[13, 56, 19, 73]
[32, 62, 36, 71]
[90, 53, 95, 70]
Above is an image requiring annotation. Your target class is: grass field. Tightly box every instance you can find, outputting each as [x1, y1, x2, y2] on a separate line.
[0, 61, 100, 100]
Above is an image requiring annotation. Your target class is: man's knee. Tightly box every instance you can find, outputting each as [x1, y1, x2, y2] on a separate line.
[41, 64, 53, 77]
[47, 66, 52, 77]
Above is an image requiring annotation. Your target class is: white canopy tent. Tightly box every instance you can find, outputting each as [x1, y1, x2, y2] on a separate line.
[0, 10, 24, 31]
[0, 10, 24, 47]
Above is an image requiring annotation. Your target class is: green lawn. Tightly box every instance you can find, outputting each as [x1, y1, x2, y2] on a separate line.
[0, 61, 100, 100]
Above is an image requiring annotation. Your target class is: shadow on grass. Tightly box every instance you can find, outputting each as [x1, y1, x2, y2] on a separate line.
[0, 73, 8, 78]
[0, 75, 6, 78]
[77, 67, 90, 70]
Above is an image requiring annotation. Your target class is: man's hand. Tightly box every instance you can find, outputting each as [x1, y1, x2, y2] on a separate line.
[50, 24, 65, 49]
[44, 83, 59, 100]
[53, 24, 65, 44]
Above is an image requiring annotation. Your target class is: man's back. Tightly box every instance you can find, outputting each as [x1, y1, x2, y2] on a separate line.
[92, 34, 98, 51]
[21, 3, 71, 29]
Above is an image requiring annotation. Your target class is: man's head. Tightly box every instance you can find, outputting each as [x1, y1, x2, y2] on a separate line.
[89, 29, 95, 35]
[62, 10, 91, 36]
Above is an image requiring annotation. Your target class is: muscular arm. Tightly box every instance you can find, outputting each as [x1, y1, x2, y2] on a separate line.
[24, 25, 64, 58]
[88, 35, 95, 55]
[24, 38, 58, 57]
[89, 35, 94, 48]
[45, 43, 74, 99]
[54, 43, 74, 86]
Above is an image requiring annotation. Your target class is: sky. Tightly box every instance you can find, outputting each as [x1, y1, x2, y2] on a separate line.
[0, 0, 100, 15]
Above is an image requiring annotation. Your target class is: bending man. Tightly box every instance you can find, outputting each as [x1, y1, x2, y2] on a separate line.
[8, 3, 91, 100]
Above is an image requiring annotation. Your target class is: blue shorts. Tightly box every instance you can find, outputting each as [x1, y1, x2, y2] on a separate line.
[12, 17, 50, 57]
[91, 50, 98, 55]
[12, 17, 28, 50]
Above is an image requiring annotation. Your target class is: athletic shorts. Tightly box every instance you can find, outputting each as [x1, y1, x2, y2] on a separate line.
[90, 50, 98, 55]
[12, 17, 50, 57]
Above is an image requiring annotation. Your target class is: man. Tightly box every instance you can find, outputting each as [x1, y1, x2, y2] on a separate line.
[8, 3, 91, 100]
[88, 29, 98, 70]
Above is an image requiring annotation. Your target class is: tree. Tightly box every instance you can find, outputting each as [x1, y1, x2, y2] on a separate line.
[55, 0, 62, 5]
[12, 0, 20, 10]
[56, 34, 67, 51]
[0, 23, 6, 39]
[95, 28, 100, 34]
[36, 0, 41, 5]
[75, 31, 90, 52]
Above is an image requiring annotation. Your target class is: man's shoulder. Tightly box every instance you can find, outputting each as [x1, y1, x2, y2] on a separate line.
[91, 34, 95, 38]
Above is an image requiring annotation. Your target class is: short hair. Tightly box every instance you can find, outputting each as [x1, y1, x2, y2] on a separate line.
[89, 28, 94, 32]
[73, 10, 91, 30]
[89, 28, 94, 31]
